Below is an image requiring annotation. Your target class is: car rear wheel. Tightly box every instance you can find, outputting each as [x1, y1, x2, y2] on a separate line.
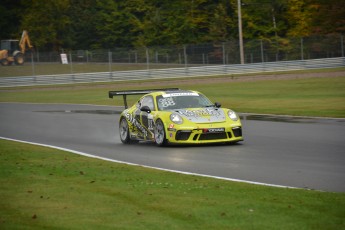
[119, 117, 131, 144]
[154, 119, 167, 146]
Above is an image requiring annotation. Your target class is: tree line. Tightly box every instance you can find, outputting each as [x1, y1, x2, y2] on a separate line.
[1, 0, 344, 51]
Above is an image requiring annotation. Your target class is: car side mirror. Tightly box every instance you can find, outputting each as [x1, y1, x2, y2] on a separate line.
[140, 106, 151, 113]
[215, 102, 221, 108]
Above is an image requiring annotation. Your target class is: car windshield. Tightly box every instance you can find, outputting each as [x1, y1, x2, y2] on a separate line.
[156, 92, 213, 111]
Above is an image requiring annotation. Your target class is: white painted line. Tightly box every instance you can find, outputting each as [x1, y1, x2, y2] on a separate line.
[0, 136, 299, 190]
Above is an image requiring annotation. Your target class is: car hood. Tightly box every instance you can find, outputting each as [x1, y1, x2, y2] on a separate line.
[172, 108, 226, 123]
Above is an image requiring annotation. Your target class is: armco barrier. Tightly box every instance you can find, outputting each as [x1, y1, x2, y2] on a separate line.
[0, 57, 344, 87]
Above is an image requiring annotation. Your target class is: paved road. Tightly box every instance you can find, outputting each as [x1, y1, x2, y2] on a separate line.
[1, 103, 344, 192]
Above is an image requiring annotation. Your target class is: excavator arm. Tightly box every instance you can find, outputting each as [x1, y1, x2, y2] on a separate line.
[19, 30, 33, 54]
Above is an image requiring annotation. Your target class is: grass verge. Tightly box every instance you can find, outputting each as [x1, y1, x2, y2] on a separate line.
[1, 74, 344, 117]
[1, 139, 344, 229]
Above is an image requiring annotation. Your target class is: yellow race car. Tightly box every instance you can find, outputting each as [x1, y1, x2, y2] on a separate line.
[109, 88, 243, 146]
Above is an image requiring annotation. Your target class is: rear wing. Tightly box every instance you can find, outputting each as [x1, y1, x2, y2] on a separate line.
[109, 88, 180, 109]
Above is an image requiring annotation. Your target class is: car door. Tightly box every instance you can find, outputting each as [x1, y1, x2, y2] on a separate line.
[139, 95, 155, 140]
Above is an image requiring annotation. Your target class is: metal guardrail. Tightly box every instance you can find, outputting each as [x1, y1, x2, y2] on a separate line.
[0, 57, 344, 87]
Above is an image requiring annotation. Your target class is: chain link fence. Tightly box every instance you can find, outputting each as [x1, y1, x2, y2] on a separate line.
[2, 34, 344, 77]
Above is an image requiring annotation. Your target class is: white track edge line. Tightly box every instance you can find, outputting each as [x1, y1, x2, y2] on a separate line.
[1, 136, 299, 190]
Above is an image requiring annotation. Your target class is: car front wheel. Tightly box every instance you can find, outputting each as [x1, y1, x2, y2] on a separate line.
[154, 119, 167, 146]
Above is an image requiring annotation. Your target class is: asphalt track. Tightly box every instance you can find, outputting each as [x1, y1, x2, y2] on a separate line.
[1, 103, 344, 192]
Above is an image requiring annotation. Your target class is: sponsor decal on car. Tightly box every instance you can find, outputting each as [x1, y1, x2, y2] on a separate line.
[163, 92, 199, 97]
[203, 128, 225, 133]
[168, 123, 176, 131]
[125, 112, 148, 137]
[147, 114, 154, 131]
[177, 108, 222, 117]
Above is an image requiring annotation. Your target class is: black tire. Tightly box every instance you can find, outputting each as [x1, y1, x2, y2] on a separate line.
[154, 119, 167, 146]
[1, 59, 10, 66]
[14, 53, 24, 65]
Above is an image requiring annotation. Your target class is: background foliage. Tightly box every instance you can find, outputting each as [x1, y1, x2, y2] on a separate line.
[1, 0, 344, 51]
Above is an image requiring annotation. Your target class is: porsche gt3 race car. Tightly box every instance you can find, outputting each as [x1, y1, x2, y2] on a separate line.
[109, 88, 243, 146]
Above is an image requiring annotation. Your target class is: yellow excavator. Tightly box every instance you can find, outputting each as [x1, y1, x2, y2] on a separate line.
[0, 30, 33, 66]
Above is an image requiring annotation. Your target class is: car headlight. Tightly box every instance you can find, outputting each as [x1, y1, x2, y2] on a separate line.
[228, 110, 238, 121]
[170, 113, 183, 124]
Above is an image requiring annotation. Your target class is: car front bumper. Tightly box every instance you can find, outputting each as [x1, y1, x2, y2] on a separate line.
[165, 122, 243, 144]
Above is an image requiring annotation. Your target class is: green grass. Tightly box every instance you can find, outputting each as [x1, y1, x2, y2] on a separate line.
[196, 76, 345, 117]
[1, 139, 344, 229]
[1, 75, 344, 117]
